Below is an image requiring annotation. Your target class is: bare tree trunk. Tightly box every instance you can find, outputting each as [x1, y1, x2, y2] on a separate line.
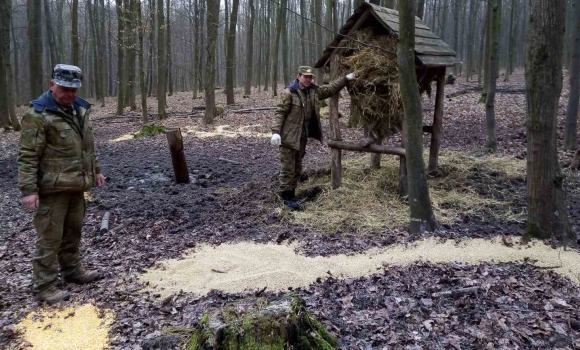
[72, 0, 79, 65]
[505, 0, 518, 80]
[56, 0, 64, 62]
[466, 0, 479, 81]
[300, 0, 307, 63]
[398, 0, 438, 234]
[204, 0, 219, 124]
[264, 0, 271, 91]
[564, 0, 580, 150]
[137, 0, 147, 123]
[43, 0, 57, 69]
[198, 0, 205, 92]
[157, 0, 167, 118]
[244, 0, 255, 96]
[147, 0, 155, 96]
[314, 0, 322, 77]
[271, 0, 287, 97]
[480, 3, 492, 103]
[5, 0, 19, 130]
[127, 0, 137, 110]
[116, 0, 126, 114]
[27, 0, 43, 99]
[225, 0, 239, 105]
[485, 0, 501, 152]
[166, 0, 173, 96]
[477, 2, 486, 85]
[192, 0, 200, 98]
[11, 15, 20, 106]
[0, 0, 11, 128]
[525, 0, 575, 243]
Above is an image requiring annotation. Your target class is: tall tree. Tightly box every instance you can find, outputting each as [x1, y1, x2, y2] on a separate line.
[299, 0, 307, 63]
[244, 0, 255, 96]
[525, 0, 574, 242]
[204, 0, 219, 124]
[314, 0, 322, 76]
[480, 3, 492, 102]
[225, 0, 239, 105]
[466, 0, 479, 81]
[398, 0, 438, 233]
[146, 0, 155, 96]
[72, 0, 79, 65]
[485, 0, 501, 152]
[27, 0, 43, 99]
[263, 0, 271, 91]
[115, 0, 126, 115]
[0, 0, 11, 128]
[417, 0, 426, 20]
[157, 0, 167, 118]
[43, 0, 58, 69]
[5, 0, 20, 130]
[271, 0, 287, 97]
[564, 0, 580, 150]
[166, 0, 173, 96]
[505, 0, 518, 80]
[137, 0, 147, 123]
[192, 0, 200, 98]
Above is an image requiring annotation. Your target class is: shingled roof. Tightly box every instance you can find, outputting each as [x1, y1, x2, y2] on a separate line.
[314, 3, 456, 69]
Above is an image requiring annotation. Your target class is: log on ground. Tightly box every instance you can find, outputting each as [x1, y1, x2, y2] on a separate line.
[328, 141, 406, 157]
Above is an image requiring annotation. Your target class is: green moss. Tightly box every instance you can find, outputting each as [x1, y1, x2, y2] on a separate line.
[134, 123, 167, 138]
[186, 314, 216, 350]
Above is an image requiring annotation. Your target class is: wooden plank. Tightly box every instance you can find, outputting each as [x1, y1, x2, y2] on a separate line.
[328, 141, 406, 157]
[378, 14, 432, 30]
[415, 44, 456, 56]
[417, 55, 456, 67]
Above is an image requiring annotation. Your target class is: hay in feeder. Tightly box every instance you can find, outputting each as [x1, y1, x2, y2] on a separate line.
[339, 28, 403, 139]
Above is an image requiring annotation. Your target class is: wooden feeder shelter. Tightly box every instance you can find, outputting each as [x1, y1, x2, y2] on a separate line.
[314, 3, 456, 190]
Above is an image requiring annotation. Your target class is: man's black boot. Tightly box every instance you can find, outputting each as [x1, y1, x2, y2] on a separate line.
[281, 190, 300, 210]
[289, 189, 307, 204]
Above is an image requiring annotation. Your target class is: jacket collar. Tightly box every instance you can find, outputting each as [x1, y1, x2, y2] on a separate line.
[286, 79, 319, 92]
[31, 90, 91, 114]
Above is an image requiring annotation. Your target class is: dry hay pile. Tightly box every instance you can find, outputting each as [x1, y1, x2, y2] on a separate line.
[340, 28, 403, 139]
[287, 151, 526, 234]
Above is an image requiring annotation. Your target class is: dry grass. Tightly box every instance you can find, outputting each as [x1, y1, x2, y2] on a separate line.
[288, 151, 526, 234]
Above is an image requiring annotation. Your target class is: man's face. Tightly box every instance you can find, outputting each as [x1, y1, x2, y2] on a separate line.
[298, 74, 314, 88]
[50, 81, 78, 106]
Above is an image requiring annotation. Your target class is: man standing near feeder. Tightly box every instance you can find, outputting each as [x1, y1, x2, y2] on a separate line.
[271, 66, 355, 209]
[18, 64, 106, 304]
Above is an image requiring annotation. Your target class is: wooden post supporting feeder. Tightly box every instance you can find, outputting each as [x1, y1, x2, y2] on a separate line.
[315, 3, 456, 190]
[165, 128, 190, 183]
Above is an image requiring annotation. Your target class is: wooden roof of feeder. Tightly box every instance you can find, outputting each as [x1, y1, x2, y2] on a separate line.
[314, 3, 456, 69]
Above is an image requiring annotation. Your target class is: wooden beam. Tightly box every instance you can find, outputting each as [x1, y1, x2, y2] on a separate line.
[328, 141, 406, 157]
[428, 67, 446, 174]
[329, 55, 342, 189]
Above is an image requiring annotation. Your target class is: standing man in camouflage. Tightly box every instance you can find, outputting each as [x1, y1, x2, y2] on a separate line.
[18, 65, 106, 304]
[271, 66, 355, 209]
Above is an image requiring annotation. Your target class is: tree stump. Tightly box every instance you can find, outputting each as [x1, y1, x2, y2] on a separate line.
[165, 129, 190, 184]
[187, 297, 337, 349]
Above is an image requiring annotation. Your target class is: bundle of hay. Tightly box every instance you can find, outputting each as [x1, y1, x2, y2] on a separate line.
[339, 28, 403, 140]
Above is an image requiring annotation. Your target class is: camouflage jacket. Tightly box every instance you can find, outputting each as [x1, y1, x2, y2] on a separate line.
[272, 77, 347, 150]
[17, 91, 101, 196]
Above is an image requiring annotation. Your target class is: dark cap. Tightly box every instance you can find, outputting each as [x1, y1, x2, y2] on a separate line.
[298, 66, 315, 76]
[52, 64, 83, 88]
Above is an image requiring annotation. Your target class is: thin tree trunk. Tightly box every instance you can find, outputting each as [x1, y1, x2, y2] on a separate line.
[525, 0, 575, 243]
[466, 0, 479, 81]
[127, 0, 137, 110]
[115, 0, 126, 115]
[56, 0, 64, 62]
[564, 0, 580, 150]
[480, 3, 492, 102]
[11, 15, 20, 106]
[417, 0, 426, 20]
[506, 0, 518, 80]
[0, 0, 11, 128]
[43, 0, 58, 69]
[166, 0, 173, 96]
[5, 0, 19, 130]
[157, 0, 167, 118]
[398, 0, 438, 233]
[27, 0, 43, 99]
[485, 0, 501, 152]
[137, 0, 147, 123]
[264, 0, 271, 91]
[204, 0, 219, 124]
[225, 0, 239, 104]
[192, 0, 200, 98]
[300, 0, 307, 63]
[272, 0, 287, 97]
[147, 0, 155, 96]
[314, 0, 322, 77]
[477, 2, 486, 84]
[244, 0, 255, 96]
[72, 0, 79, 65]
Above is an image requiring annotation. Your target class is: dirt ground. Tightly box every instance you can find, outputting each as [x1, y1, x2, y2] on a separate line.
[1, 71, 580, 349]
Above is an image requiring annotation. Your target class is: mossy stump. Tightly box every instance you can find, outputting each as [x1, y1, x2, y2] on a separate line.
[187, 297, 337, 350]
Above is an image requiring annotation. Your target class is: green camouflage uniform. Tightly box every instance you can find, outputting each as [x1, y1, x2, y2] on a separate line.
[18, 90, 100, 292]
[272, 76, 347, 192]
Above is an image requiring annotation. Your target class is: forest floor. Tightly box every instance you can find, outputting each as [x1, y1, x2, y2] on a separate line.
[1, 71, 580, 349]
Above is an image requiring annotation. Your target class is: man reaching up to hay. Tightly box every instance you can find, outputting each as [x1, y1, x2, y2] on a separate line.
[271, 66, 355, 209]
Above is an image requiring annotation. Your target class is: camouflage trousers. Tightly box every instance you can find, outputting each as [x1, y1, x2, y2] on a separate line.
[33, 192, 85, 292]
[279, 138, 307, 192]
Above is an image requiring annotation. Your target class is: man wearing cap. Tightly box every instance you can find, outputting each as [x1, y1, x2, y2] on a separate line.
[18, 64, 106, 304]
[271, 66, 355, 209]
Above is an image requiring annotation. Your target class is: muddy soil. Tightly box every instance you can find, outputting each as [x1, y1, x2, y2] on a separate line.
[1, 74, 580, 348]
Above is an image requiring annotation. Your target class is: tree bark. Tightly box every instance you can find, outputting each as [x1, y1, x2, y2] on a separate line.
[264, 0, 271, 91]
[398, 0, 438, 233]
[166, 129, 190, 183]
[480, 3, 492, 102]
[5, 0, 19, 130]
[0, 0, 10, 128]
[27, 0, 43, 99]
[146, 0, 155, 96]
[417, 0, 426, 20]
[157, 0, 167, 119]
[204, 0, 219, 124]
[71, 0, 79, 65]
[225, 0, 239, 105]
[428, 68, 445, 173]
[271, 0, 287, 97]
[564, 0, 580, 150]
[525, 0, 575, 242]
[314, 0, 323, 77]
[166, 0, 173, 96]
[137, 0, 147, 123]
[43, 0, 58, 69]
[485, 0, 501, 152]
[506, 0, 518, 80]
[299, 0, 307, 63]
[244, 0, 255, 96]
[115, 0, 126, 115]
[466, 0, 479, 81]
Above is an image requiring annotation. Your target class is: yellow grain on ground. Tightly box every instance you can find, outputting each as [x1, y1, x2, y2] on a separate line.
[141, 237, 580, 297]
[110, 133, 134, 142]
[15, 304, 113, 350]
[184, 124, 270, 139]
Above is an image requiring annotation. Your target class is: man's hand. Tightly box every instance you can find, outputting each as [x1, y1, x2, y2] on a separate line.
[346, 73, 356, 81]
[95, 174, 106, 187]
[22, 194, 39, 211]
[271, 134, 281, 147]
